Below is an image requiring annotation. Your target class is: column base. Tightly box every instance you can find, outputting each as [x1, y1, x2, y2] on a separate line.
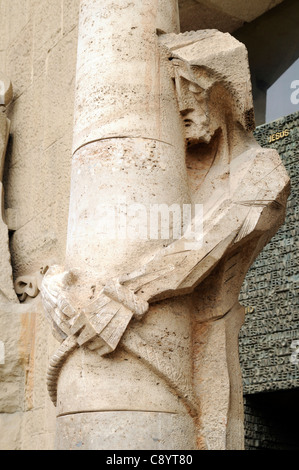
[56, 411, 196, 450]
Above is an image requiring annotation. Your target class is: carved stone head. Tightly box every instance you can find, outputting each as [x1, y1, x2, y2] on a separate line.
[161, 30, 255, 147]
[171, 59, 217, 146]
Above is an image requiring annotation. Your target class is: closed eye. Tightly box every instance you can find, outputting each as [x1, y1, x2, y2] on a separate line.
[188, 83, 204, 94]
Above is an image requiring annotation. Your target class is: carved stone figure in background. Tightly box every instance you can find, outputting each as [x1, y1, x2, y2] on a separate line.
[0, 73, 17, 303]
[14, 266, 48, 302]
[41, 2, 289, 451]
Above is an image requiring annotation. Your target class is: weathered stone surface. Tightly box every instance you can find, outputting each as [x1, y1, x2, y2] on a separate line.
[0, 413, 23, 450]
[62, 0, 80, 36]
[0, 0, 79, 451]
[6, 20, 33, 99]
[0, 297, 58, 450]
[44, 28, 78, 149]
[56, 411, 196, 450]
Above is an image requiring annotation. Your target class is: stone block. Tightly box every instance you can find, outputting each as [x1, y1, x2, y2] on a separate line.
[62, 0, 80, 36]
[6, 20, 33, 99]
[7, 0, 30, 45]
[0, 413, 23, 450]
[32, 0, 62, 57]
[44, 28, 78, 149]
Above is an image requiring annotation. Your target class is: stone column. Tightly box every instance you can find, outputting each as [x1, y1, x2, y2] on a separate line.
[55, 0, 196, 450]
[66, 0, 187, 278]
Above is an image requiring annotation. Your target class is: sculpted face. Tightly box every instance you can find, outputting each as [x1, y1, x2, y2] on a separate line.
[173, 60, 216, 146]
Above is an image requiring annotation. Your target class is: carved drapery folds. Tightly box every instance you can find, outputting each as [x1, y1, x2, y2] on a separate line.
[41, 28, 289, 448]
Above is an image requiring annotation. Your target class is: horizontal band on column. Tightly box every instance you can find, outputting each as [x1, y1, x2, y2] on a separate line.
[72, 135, 175, 157]
[57, 409, 180, 418]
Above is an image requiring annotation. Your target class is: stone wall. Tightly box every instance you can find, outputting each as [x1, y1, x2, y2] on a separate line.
[0, 0, 80, 450]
